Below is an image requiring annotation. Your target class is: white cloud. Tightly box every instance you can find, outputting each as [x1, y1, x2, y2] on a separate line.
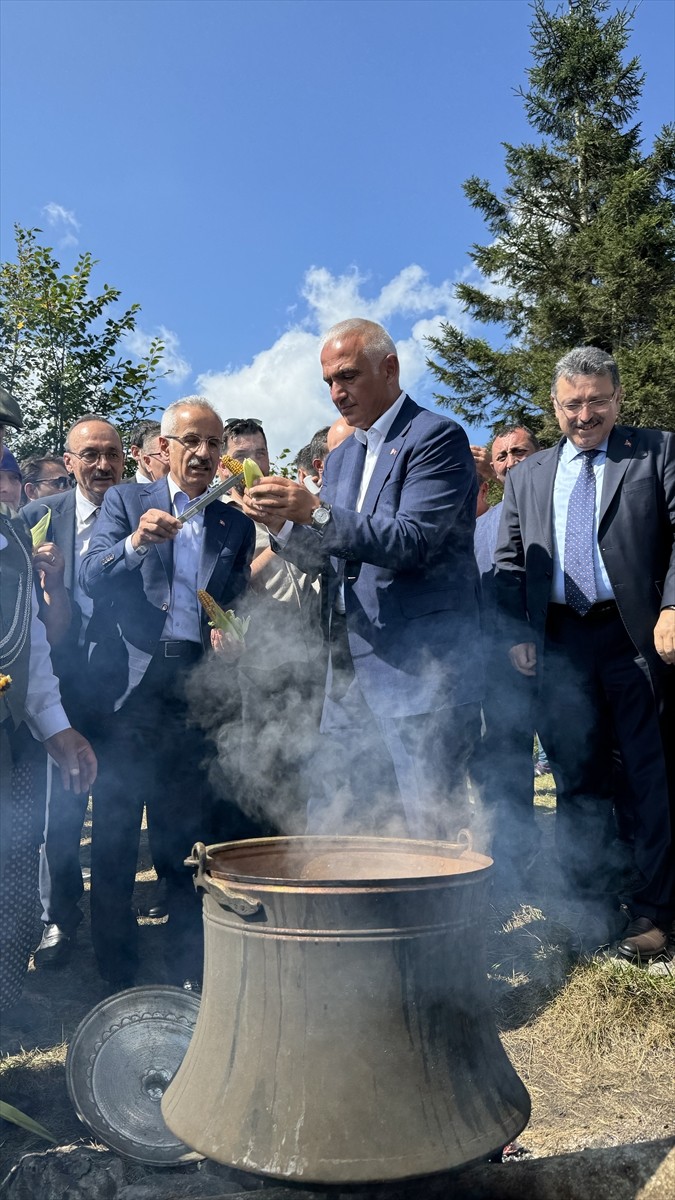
[42, 201, 80, 231]
[125, 325, 191, 386]
[42, 202, 81, 250]
[197, 264, 470, 460]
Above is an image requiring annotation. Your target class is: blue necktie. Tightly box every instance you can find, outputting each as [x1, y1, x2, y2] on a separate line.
[564, 449, 599, 615]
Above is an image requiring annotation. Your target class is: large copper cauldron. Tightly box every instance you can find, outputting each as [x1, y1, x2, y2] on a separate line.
[162, 836, 530, 1185]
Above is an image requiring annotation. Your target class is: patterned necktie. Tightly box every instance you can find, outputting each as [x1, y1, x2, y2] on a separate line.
[564, 449, 599, 615]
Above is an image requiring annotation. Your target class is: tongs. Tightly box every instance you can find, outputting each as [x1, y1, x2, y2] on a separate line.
[178, 472, 244, 524]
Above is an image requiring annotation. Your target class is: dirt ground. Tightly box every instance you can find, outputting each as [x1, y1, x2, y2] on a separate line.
[1, 782, 674, 1186]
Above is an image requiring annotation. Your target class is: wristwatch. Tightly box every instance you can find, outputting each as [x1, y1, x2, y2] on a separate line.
[311, 501, 332, 531]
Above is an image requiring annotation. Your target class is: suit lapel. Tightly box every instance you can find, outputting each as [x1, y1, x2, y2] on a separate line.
[599, 425, 637, 526]
[199, 502, 230, 591]
[52, 491, 76, 590]
[531, 443, 561, 555]
[360, 396, 414, 515]
[143, 479, 173, 582]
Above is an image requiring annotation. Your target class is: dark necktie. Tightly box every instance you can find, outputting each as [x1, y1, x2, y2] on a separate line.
[564, 449, 599, 615]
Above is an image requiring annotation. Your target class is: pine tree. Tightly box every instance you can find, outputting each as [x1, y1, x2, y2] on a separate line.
[0, 225, 165, 457]
[427, 0, 675, 440]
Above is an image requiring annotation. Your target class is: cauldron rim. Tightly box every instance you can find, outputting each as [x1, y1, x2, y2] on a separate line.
[200, 834, 493, 889]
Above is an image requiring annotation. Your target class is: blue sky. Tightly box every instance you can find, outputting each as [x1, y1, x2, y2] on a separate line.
[1, 0, 673, 457]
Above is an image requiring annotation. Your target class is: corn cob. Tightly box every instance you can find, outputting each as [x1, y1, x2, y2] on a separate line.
[0, 673, 12, 693]
[220, 454, 244, 475]
[197, 590, 250, 641]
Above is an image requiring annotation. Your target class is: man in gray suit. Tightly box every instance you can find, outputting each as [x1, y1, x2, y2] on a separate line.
[22, 414, 124, 967]
[495, 347, 674, 959]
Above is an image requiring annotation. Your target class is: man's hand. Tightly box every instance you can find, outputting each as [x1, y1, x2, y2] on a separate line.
[470, 445, 494, 483]
[43, 728, 97, 795]
[241, 477, 318, 532]
[210, 627, 246, 662]
[509, 642, 537, 676]
[131, 508, 182, 551]
[654, 609, 675, 665]
[33, 542, 66, 590]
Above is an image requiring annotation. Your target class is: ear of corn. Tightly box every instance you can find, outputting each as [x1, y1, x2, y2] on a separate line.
[242, 458, 264, 488]
[197, 590, 250, 641]
[220, 454, 244, 476]
[30, 511, 51, 549]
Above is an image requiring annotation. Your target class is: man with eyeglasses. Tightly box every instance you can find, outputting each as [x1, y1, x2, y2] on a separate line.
[80, 397, 255, 990]
[20, 453, 71, 504]
[22, 414, 125, 969]
[494, 346, 675, 960]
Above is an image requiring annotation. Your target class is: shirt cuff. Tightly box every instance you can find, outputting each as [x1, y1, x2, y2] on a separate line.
[272, 520, 294, 547]
[124, 534, 148, 566]
[25, 702, 70, 743]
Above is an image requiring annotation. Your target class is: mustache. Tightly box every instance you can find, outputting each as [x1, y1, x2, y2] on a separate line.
[187, 456, 210, 468]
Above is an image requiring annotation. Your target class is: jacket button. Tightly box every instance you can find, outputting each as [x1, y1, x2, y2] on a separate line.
[161, 603, 169, 612]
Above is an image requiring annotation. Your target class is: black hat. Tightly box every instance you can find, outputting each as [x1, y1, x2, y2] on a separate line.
[0, 385, 23, 431]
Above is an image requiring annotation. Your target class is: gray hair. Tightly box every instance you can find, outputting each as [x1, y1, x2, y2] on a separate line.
[321, 319, 397, 365]
[160, 397, 222, 436]
[551, 347, 620, 397]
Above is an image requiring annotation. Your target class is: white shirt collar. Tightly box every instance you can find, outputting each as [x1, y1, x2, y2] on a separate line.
[353, 392, 406, 448]
[75, 486, 102, 521]
[562, 434, 609, 463]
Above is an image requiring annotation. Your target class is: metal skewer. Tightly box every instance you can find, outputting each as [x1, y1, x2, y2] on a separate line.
[178, 473, 245, 524]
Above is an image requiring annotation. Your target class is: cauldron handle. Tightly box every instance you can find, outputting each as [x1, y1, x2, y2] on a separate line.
[185, 843, 264, 919]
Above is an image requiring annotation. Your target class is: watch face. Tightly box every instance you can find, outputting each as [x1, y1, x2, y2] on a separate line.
[313, 505, 330, 527]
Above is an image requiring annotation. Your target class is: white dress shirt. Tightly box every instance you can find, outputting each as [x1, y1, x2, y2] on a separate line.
[73, 487, 101, 640]
[551, 436, 614, 604]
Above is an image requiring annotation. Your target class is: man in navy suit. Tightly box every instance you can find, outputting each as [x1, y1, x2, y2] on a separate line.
[22, 415, 125, 968]
[495, 347, 675, 959]
[81, 397, 255, 988]
[242, 319, 482, 839]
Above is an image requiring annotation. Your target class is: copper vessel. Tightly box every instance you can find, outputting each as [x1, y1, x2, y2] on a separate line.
[162, 836, 529, 1185]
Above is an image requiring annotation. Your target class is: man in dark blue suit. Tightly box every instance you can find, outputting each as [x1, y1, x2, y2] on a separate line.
[242, 319, 482, 839]
[81, 397, 255, 988]
[22, 414, 125, 968]
[495, 347, 675, 959]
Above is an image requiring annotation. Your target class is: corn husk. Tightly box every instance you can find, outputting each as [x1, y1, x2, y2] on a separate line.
[30, 511, 51, 549]
[242, 457, 264, 488]
[197, 590, 250, 641]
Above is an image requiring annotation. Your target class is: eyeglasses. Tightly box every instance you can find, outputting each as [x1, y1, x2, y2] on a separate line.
[554, 393, 617, 417]
[32, 475, 72, 490]
[67, 449, 123, 465]
[164, 434, 223, 453]
[222, 418, 263, 432]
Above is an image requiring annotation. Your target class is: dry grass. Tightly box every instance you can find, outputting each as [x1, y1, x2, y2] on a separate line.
[503, 957, 675, 1155]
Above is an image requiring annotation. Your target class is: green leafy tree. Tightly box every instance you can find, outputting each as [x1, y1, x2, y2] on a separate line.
[0, 224, 165, 457]
[427, 0, 675, 441]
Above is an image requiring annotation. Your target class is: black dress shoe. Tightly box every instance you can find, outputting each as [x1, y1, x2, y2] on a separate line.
[33, 923, 72, 968]
[138, 878, 168, 919]
[181, 979, 201, 994]
[616, 917, 668, 961]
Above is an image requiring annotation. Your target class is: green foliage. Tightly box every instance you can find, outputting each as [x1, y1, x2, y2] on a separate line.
[0, 1100, 57, 1143]
[0, 225, 165, 457]
[427, 0, 675, 440]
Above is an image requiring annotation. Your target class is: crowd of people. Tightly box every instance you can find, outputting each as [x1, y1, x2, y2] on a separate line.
[0, 318, 673, 1013]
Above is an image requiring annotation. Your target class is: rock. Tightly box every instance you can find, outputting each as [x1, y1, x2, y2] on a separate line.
[1, 1143, 126, 1199]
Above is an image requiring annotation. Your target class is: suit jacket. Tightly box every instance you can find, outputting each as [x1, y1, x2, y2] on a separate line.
[21, 488, 126, 721]
[494, 424, 675, 682]
[278, 395, 482, 718]
[80, 477, 255, 664]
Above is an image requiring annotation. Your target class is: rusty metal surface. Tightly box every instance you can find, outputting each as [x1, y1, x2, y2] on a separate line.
[163, 836, 530, 1185]
[66, 985, 202, 1165]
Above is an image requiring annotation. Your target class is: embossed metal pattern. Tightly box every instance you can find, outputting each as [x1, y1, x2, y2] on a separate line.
[66, 985, 202, 1165]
